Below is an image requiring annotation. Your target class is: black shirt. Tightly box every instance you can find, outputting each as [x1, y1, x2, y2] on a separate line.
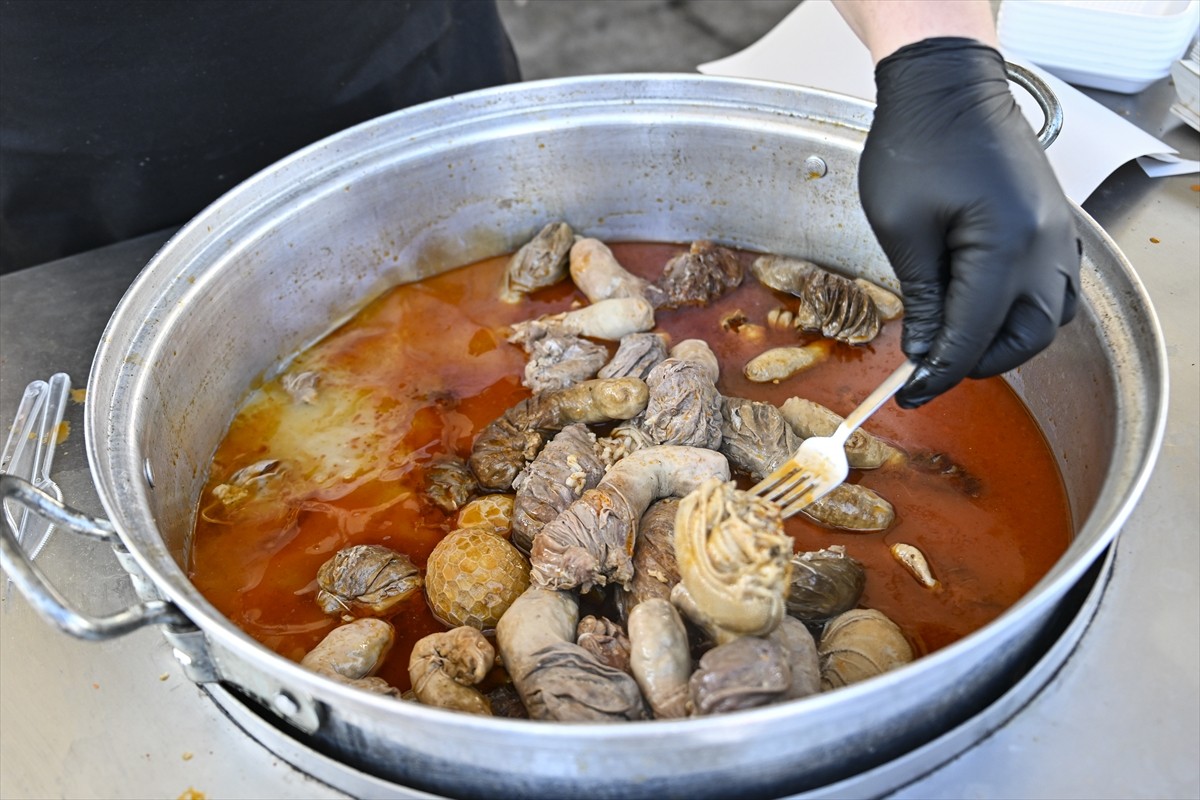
[0, 0, 520, 271]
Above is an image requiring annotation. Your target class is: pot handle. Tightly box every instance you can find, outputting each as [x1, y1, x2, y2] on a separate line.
[1005, 62, 1063, 150]
[0, 474, 191, 639]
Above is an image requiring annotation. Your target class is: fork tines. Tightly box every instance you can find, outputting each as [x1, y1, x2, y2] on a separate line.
[751, 466, 819, 518]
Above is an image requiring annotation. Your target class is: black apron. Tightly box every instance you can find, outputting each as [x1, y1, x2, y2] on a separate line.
[0, 0, 520, 272]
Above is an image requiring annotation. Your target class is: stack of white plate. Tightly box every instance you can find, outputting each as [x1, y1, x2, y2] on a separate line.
[998, 0, 1200, 93]
[1170, 39, 1200, 128]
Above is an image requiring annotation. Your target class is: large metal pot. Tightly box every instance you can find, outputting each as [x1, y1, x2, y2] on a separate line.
[1, 75, 1166, 799]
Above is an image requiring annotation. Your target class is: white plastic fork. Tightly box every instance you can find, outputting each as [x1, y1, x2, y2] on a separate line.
[1, 373, 71, 606]
[751, 360, 917, 518]
[22, 373, 71, 561]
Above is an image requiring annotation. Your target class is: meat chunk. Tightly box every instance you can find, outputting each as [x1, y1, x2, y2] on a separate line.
[469, 377, 649, 491]
[688, 636, 791, 716]
[316, 544, 423, 619]
[496, 587, 646, 722]
[500, 221, 574, 304]
[518, 332, 609, 394]
[511, 424, 606, 554]
[640, 341, 723, 450]
[654, 240, 743, 309]
[598, 332, 669, 381]
[425, 455, 479, 513]
[530, 446, 730, 593]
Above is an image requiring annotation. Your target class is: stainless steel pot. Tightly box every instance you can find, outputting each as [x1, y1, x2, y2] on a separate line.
[0, 75, 1167, 799]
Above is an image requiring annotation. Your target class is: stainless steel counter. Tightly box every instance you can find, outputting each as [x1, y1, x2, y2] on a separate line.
[2, 79, 1197, 799]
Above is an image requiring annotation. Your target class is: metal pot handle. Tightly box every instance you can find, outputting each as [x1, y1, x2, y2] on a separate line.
[0, 474, 191, 639]
[1005, 62, 1063, 150]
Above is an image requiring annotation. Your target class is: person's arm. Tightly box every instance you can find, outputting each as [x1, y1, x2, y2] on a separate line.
[832, 0, 998, 62]
[831, 1, 1081, 408]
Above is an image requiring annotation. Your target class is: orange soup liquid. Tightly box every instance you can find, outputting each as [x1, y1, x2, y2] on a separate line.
[189, 243, 1072, 691]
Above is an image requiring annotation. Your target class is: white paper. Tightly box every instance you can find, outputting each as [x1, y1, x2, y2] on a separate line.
[697, 0, 1183, 203]
[1136, 153, 1200, 177]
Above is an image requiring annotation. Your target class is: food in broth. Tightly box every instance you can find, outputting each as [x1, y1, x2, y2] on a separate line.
[189, 228, 1072, 720]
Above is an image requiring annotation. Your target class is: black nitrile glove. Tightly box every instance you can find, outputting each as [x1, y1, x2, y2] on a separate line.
[859, 38, 1081, 408]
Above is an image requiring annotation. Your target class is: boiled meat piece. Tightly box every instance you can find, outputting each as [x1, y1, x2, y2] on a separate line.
[500, 221, 574, 304]
[425, 455, 478, 514]
[469, 377, 648, 491]
[654, 240, 744, 309]
[518, 332, 609, 394]
[530, 446, 730, 593]
[496, 586, 646, 722]
[598, 332, 669, 381]
[511, 424, 606, 554]
[688, 636, 791, 716]
[616, 497, 681, 619]
[640, 339, 723, 450]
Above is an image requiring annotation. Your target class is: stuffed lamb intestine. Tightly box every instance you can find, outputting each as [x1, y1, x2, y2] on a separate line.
[510, 423, 607, 554]
[300, 618, 400, 697]
[469, 377, 648, 492]
[508, 296, 655, 345]
[516, 332, 610, 394]
[594, 338, 723, 465]
[639, 339, 724, 450]
[569, 237, 666, 307]
[529, 446, 731, 593]
[495, 586, 646, 722]
[616, 497, 682, 620]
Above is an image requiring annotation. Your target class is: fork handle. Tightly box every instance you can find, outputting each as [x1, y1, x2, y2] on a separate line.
[832, 360, 918, 445]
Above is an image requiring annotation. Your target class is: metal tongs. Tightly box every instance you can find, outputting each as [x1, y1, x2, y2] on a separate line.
[1, 373, 71, 599]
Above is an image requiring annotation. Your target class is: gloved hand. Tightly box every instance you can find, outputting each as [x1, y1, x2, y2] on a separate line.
[859, 38, 1081, 408]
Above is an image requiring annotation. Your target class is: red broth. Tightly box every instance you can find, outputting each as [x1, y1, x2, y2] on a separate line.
[189, 243, 1071, 692]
